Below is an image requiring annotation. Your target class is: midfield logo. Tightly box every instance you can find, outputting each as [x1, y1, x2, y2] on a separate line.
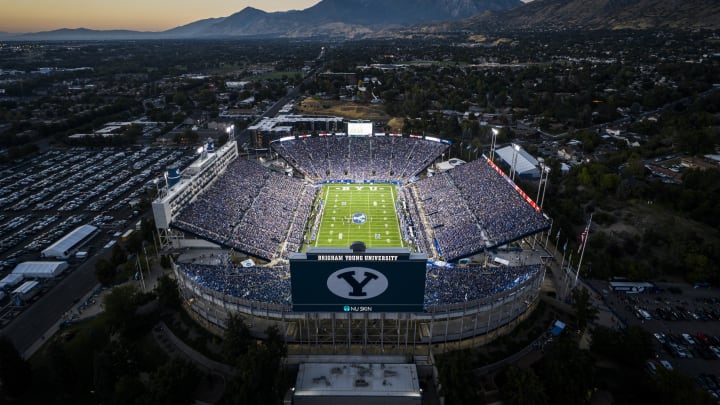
[327, 267, 388, 299]
[352, 212, 367, 224]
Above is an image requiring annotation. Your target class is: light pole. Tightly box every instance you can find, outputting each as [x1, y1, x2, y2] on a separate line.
[535, 159, 545, 203]
[532, 163, 547, 250]
[226, 124, 235, 141]
[540, 165, 550, 208]
[490, 128, 499, 162]
[510, 143, 520, 182]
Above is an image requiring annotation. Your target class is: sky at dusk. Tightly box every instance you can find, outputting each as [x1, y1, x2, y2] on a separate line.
[1, 0, 322, 33]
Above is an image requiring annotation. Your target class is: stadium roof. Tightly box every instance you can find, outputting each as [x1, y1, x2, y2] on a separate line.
[294, 363, 421, 399]
[495, 145, 540, 178]
[12, 261, 69, 278]
[248, 114, 343, 133]
[41, 224, 97, 259]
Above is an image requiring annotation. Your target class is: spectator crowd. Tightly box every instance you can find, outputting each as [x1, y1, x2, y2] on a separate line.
[175, 252, 544, 309]
[173, 136, 546, 266]
[174, 158, 314, 261]
[409, 158, 550, 261]
[271, 135, 448, 182]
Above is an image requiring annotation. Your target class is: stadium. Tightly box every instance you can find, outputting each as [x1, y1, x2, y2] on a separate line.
[152, 123, 551, 353]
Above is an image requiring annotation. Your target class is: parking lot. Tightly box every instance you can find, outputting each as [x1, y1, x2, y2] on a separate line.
[0, 146, 197, 327]
[591, 279, 720, 400]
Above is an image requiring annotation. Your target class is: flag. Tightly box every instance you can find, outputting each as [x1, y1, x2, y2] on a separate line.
[578, 223, 589, 253]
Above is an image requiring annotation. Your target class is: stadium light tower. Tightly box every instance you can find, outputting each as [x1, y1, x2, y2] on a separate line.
[533, 161, 550, 250]
[490, 128, 499, 162]
[226, 124, 235, 141]
[535, 159, 547, 206]
[539, 164, 550, 209]
[510, 143, 520, 182]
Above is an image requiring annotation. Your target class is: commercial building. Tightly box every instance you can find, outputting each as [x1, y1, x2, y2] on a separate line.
[293, 363, 421, 405]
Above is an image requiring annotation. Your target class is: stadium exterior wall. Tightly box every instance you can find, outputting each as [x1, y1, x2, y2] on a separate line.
[172, 263, 545, 353]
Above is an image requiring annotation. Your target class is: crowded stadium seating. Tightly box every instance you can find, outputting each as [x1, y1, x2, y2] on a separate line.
[176, 253, 543, 308]
[174, 158, 314, 261]
[408, 158, 549, 261]
[173, 135, 547, 264]
[271, 136, 448, 182]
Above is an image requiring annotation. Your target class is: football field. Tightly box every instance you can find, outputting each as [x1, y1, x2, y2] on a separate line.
[314, 183, 404, 248]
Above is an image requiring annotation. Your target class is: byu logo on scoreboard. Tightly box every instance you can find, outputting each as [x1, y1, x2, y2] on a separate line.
[351, 212, 367, 224]
[327, 267, 388, 299]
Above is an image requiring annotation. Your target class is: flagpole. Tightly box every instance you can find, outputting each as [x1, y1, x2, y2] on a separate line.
[575, 213, 593, 287]
[564, 251, 573, 299]
[545, 217, 553, 250]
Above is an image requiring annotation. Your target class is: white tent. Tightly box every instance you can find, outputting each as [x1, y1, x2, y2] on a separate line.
[495, 145, 540, 179]
[0, 273, 24, 290]
[12, 280, 39, 301]
[41, 224, 97, 259]
[12, 261, 69, 278]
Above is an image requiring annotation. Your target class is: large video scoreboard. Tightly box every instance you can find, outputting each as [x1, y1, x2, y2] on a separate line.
[290, 244, 427, 313]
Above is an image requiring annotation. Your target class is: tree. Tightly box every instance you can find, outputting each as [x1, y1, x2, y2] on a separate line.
[46, 340, 78, 397]
[223, 326, 288, 405]
[160, 254, 172, 269]
[0, 335, 32, 398]
[111, 243, 128, 266]
[222, 314, 253, 366]
[501, 366, 548, 405]
[125, 231, 143, 254]
[539, 334, 594, 405]
[155, 274, 181, 310]
[571, 286, 598, 330]
[437, 349, 480, 405]
[111, 374, 147, 405]
[590, 326, 652, 369]
[146, 358, 200, 405]
[95, 258, 116, 286]
[93, 340, 140, 402]
[263, 325, 288, 364]
[103, 285, 142, 338]
[652, 368, 716, 405]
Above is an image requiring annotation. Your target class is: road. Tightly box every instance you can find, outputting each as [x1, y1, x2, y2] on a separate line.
[1, 249, 109, 357]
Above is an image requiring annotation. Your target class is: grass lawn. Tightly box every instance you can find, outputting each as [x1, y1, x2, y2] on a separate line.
[314, 183, 404, 249]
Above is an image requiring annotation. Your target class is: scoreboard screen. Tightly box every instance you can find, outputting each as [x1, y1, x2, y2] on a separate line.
[347, 121, 373, 137]
[290, 246, 427, 313]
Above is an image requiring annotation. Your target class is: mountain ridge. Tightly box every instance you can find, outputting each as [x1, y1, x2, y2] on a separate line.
[458, 0, 720, 31]
[1, 0, 522, 40]
[1, 0, 717, 41]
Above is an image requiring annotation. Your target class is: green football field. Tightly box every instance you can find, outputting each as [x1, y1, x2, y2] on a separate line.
[314, 183, 404, 248]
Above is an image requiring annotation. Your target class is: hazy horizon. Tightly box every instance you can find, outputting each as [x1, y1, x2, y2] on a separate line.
[1, 0, 322, 33]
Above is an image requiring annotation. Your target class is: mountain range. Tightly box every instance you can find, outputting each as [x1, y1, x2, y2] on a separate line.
[451, 0, 720, 32]
[1, 0, 718, 41]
